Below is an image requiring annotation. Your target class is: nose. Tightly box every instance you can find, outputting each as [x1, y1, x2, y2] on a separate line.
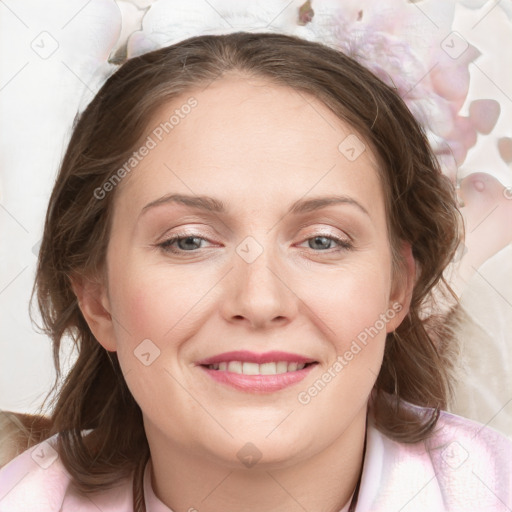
[219, 239, 297, 330]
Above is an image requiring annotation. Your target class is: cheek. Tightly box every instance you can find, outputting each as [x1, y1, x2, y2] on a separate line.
[297, 260, 393, 349]
[109, 249, 393, 353]
[289, 262, 392, 446]
[107, 259, 219, 351]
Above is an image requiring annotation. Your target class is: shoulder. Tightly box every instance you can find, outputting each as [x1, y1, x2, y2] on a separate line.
[428, 407, 512, 457]
[363, 405, 512, 511]
[425, 409, 512, 507]
[420, 407, 512, 479]
[0, 433, 133, 511]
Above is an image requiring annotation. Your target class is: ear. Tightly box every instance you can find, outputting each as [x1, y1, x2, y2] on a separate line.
[386, 241, 416, 333]
[71, 274, 117, 352]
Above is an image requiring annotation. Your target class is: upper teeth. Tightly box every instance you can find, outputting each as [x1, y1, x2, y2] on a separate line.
[207, 361, 307, 375]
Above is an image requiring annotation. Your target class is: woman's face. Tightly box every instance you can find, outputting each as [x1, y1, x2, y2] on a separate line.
[82, 74, 413, 468]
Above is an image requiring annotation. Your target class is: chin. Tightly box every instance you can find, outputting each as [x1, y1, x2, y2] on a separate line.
[204, 427, 316, 471]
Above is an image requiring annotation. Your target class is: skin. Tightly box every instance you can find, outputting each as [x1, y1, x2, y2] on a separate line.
[75, 74, 415, 512]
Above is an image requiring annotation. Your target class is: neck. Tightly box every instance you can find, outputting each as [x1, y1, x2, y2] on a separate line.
[145, 407, 367, 512]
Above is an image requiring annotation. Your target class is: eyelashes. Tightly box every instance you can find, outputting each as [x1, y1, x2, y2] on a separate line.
[156, 232, 354, 255]
[304, 234, 353, 252]
[158, 235, 208, 253]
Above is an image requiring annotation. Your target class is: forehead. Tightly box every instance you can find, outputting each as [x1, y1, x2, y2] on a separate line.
[115, 75, 384, 218]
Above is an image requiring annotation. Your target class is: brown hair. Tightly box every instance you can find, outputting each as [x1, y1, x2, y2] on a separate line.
[6, 32, 462, 509]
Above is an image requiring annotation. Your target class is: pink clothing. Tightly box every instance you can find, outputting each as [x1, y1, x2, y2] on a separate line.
[0, 409, 510, 511]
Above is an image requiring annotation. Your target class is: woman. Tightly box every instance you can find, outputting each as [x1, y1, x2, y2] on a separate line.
[0, 32, 510, 512]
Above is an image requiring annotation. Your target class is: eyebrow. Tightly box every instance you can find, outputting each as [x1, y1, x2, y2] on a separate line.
[139, 193, 370, 218]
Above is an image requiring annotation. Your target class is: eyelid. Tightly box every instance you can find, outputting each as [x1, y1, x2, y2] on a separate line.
[295, 220, 353, 237]
[158, 226, 350, 244]
[157, 225, 217, 242]
[299, 225, 352, 239]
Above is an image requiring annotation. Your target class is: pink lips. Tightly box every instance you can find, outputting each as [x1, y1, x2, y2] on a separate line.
[196, 350, 316, 365]
[196, 350, 317, 393]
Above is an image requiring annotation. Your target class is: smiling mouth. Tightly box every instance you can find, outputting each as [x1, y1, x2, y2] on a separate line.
[202, 361, 317, 375]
